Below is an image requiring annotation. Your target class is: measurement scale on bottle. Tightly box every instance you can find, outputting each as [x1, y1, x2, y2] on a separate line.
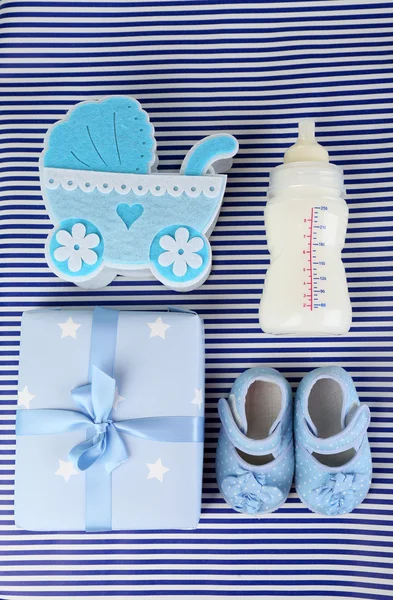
[303, 206, 327, 311]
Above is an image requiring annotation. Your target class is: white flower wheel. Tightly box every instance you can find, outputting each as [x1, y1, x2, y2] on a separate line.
[150, 224, 211, 291]
[158, 227, 204, 277]
[48, 219, 104, 278]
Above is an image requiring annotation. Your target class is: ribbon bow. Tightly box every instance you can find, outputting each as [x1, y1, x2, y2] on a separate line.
[17, 365, 204, 476]
[69, 365, 129, 473]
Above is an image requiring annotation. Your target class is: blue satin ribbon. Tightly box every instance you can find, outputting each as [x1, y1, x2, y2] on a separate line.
[16, 307, 204, 532]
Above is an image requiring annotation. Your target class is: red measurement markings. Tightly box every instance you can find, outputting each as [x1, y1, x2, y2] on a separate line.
[303, 208, 314, 311]
[303, 207, 314, 310]
[309, 207, 314, 311]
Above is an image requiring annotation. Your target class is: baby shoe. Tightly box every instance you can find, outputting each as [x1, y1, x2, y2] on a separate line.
[216, 367, 294, 515]
[295, 366, 372, 516]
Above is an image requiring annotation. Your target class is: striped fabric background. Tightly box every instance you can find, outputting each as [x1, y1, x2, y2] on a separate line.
[1, 0, 393, 598]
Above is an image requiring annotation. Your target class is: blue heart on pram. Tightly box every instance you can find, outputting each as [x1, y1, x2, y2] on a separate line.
[116, 203, 144, 229]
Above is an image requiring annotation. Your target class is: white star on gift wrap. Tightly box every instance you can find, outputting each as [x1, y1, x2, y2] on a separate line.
[191, 388, 203, 410]
[146, 458, 170, 482]
[147, 317, 171, 339]
[18, 385, 36, 409]
[113, 388, 125, 411]
[55, 459, 79, 482]
[58, 316, 81, 339]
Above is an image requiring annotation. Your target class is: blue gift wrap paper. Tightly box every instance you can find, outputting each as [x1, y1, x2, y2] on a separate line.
[15, 307, 205, 532]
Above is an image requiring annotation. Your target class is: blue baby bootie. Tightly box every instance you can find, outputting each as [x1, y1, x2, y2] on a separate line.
[295, 366, 372, 516]
[216, 368, 294, 515]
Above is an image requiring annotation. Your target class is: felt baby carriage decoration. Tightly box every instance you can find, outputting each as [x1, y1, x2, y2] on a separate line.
[41, 96, 238, 291]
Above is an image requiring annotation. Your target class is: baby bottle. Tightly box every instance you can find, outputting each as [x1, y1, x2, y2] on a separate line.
[259, 120, 352, 335]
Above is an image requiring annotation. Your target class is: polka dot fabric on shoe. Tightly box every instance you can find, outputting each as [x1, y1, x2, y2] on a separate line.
[216, 367, 294, 515]
[294, 366, 372, 516]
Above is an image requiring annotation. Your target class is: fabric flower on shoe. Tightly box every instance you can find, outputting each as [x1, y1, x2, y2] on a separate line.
[222, 469, 284, 515]
[313, 472, 359, 515]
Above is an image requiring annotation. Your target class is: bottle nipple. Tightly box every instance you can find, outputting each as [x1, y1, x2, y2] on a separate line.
[284, 120, 330, 164]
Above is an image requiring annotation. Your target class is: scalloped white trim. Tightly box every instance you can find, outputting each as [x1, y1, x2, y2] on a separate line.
[43, 167, 225, 198]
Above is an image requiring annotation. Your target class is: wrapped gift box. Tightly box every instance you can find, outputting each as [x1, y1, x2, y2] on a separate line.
[15, 307, 204, 531]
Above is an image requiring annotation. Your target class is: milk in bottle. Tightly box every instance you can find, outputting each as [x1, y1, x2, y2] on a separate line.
[259, 120, 352, 335]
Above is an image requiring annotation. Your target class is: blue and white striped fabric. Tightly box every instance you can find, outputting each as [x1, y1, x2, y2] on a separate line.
[1, 0, 393, 598]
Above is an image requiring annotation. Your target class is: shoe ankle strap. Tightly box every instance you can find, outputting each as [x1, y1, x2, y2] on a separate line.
[218, 397, 292, 458]
[298, 404, 370, 454]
